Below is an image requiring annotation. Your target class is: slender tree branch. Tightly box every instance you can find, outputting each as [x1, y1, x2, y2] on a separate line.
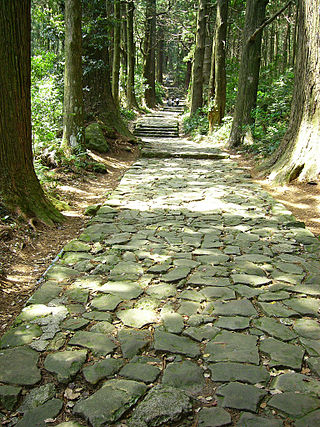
[248, 0, 294, 43]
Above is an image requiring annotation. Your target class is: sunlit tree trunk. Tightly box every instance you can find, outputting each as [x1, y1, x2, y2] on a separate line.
[126, 0, 139, 109]
[258, 0, 320, 183]
[208, 0, 228, 130]
[228, 0, 269, 147]
[0, 0, 63, 225]
[61, 0, 84, 156]
[143, 0, 156, 108]
[112, 0, 121, 106]
[190, 0, 207, 114]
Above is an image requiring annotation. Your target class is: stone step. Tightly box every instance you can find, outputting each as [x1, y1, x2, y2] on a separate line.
[141, 150, 229, 160]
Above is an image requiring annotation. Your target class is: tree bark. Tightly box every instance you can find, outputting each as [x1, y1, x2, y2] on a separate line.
[258, 0, 320, 183]
[208, 0, 228, 130]
[0, 0, 63, 225]
[126, 0, 139, 109]
[156, 24, 164, 85]
[112, 0, 121, 106]
[61, 0, 84, 156]
[190, 0, 207, 115]
[228, 0, 269, 147]
[143, 0, 156, 108]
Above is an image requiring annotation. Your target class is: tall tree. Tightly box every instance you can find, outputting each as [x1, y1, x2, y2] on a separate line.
[228, 0, 269, 147]
[259, 0, 320, 183]
[126, 0, 139, 109]
[61, 0, 84, 156]
[208, 0, 228, 130]
[112, 0, 121, 106]
[82, 0, 134, 139]
[143, 0, 157, 108]
[0, 0, 63, 225]
[190, 0, 207, 115]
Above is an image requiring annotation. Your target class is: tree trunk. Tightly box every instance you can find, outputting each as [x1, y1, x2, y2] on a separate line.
[258, 0, 320, 183]
[0, 0, 63, 225]
[61, 0, 84, 156]
[185, 60, 192, 90]
[156, 24, 164, 85]
[190, 0, 207, 115]
[208, 0, 228, 130]
[228, 0, 269, 147]
[203, 21, 213, 87]
[143, 0, 156, 108]
[112, 0, 121, 106]
[126, 0, 139, 109]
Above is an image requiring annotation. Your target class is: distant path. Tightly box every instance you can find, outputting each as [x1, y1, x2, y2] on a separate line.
[1, 108, 320, 426]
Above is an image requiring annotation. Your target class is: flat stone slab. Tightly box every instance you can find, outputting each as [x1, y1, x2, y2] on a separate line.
[198, 407, 231, 427]
[119, 361, 160, 384]
[183, 325, 220, 342]
[118, 329, 150, 359]
[211, 300, 257, 317]
[217, 382, 267, 412]
[61, 318, 90, 331]
[146, 283, 176, 299]
[260, 337, 304, 369]
[0, 324, 42, 348]
[294, 409, 320, 427]
[294, 319, 320, 339]
[0, 385, 21, 410]
[252, 317, 297, 341]
[0, 347, 41, 385]
[128, 385, 192, 427]
[161, 312, 184, 334]
[83, 359, 124, 384]
[268, 392, 320, 418]
[257, 302, 297, 317]
[154, 330, 200, 358]
[209, 362, 270, 384]
[284, 297, 320, 316]
[73, 379, 147, 426]
[271, 372, 320, 396]
[15, 399, 63, 427]
[99, 281, 143, 299]
[204, 331, 259, 364]
[90, 294, 123, 311]
[69, 331, 116, 355]
[214, 316, 250, 331]
[117, 308, 157, 328]
[237, 412, 283, 427]
[19, 383, 56, 412]
[162, 266, 191, 282]
[308, 357, 320, 376]
[162, 360, 205, 394]
[231, 274, 271, 287]
[202, 287, 236, 300]
[44, 350, 87, 382]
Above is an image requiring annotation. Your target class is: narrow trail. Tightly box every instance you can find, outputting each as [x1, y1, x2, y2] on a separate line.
[1, 108, 320, 426]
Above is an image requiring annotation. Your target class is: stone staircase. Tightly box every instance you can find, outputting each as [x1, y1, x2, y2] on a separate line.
[134, 113, 180, 138]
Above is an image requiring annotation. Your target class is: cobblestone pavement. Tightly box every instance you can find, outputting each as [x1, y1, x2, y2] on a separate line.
[1, 112, 320, 426]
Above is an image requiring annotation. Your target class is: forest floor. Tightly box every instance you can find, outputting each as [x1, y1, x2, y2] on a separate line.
[0, 131, 319, 336]
[0, 140, 139, 334]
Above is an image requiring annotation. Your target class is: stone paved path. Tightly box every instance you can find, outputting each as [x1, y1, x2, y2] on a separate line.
[1, 111, 320, 426]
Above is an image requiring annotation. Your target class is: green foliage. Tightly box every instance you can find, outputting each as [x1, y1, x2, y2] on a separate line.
[183, 108, 209, 136]
[120, 108, 137, 122]
[31, 51, 63, 155]
[226, 59, 240, 113]
[155, 82, 166, 104]
[248, 68, 294, 156]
